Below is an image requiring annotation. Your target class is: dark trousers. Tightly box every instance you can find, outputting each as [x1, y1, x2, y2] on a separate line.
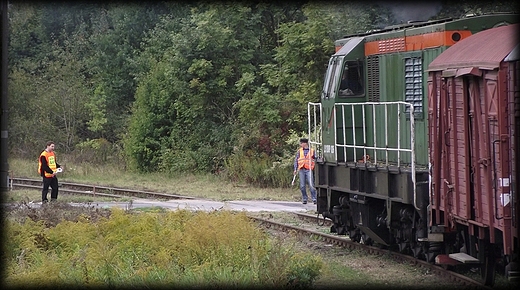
[42, 176, 59, 201]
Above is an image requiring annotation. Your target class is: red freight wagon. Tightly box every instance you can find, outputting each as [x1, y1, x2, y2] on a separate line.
[427, 23, 519, 283]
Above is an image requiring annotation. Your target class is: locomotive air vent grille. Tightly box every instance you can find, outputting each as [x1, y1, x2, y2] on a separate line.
[367, 56, 380, 102]
[404, 57, 423, 119]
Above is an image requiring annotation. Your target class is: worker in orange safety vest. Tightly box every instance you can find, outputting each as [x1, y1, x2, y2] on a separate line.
[293, 138, 317, 204]
[38, 141, 62, 203]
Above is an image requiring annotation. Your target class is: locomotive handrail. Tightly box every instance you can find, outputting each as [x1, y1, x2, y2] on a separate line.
[307, 102, 323, 159]
[335, 101, 418, 210]
[334, 101, 415, 165]
[308, 100, 419, 211]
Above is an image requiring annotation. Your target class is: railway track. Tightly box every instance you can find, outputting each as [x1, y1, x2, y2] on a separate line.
[8, 178, 493, 289]
[251, 213, 494, 290]
[10, 177, 195, 200]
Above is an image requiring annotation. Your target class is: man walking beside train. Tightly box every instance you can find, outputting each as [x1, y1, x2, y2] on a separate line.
[293, 138, 317, 204]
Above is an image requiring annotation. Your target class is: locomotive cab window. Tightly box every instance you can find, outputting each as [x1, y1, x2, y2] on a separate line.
[338, 61, 364, 97]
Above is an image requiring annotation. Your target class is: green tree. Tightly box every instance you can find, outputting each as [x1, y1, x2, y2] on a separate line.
[126, 3, 265, 173]
[435, 0, 519, 19]
[232, 2, 391, 159]
[8, 2, 96, 155]
[8, 2, 171, 158]
[9, 36, 91, 155]
[87, 2, 171, 143]
[7, 2, 50, 69]
[85, 85, 108, 134]
[226, 2, 393, 186]
[41, 36, 92, 151]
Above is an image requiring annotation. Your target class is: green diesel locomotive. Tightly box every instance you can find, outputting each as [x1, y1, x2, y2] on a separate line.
[309, 13, 519, 285]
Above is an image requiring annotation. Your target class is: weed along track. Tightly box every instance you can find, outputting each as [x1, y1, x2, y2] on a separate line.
[249, 213, 494, 290]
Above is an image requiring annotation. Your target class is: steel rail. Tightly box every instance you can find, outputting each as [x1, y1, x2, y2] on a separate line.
[10, 177, 194, 200]
[250, 214, 493, 290]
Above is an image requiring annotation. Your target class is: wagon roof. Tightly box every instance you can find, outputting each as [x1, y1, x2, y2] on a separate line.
[428, 23, 519, 71]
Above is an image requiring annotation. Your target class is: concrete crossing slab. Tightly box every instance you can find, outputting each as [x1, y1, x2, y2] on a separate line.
[86, 198, 316, 212]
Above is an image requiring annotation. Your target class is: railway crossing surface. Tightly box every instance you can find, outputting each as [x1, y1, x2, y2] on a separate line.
[70, 198, 316, 212]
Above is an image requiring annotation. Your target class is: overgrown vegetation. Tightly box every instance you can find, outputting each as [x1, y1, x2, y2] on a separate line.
[3, 203, 323, 289]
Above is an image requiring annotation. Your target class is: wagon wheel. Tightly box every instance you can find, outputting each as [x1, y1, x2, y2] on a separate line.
[349, 229, 361, 243]
[479, 240, 496, 286]
[360, 233, 373, 246]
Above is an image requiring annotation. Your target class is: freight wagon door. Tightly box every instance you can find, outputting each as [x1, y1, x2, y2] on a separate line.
[465, 73, 500, 241]
[467, 76, 489, 223]
[434, 72, 475, 225]
[438, 72, 497, 232]
[471, 70, 514, 244]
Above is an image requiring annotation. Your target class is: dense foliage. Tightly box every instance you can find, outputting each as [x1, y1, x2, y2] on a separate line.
[3, 203, 322, 288]
[7, 1, 519, 184]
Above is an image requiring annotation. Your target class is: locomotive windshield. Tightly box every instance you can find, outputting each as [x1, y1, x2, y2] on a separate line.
[322, 37, 365, 100]
[321, 58, 365, 99]
[338, 61, 364, 97]
[321, 56, 344, 99]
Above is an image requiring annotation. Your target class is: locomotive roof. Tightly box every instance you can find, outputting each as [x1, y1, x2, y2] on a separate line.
[335, 13, 518, 46]
[339, 17, 453, 39]
[428, 23, 519, 71]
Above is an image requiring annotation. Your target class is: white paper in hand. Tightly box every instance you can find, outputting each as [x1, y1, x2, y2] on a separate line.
[56, 168, 63, 173]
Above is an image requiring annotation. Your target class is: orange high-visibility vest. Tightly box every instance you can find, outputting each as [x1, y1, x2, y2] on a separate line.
[297, 148, 315, 170]
[38, 150, 57, 178]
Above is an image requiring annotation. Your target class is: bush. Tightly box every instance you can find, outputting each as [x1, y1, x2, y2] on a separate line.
[224, 151, 294, 188]
[72, 138, 125, 165]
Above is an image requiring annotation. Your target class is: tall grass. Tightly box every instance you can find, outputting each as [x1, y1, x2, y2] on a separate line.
[4, 208, 323, 289]
[8, 157, 301, 202]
